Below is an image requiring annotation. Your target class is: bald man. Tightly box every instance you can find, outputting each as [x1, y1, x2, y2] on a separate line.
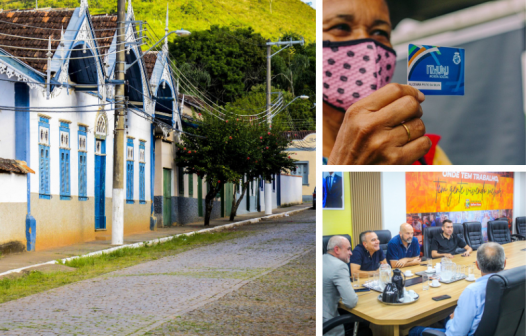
[386, 223, 421, 268]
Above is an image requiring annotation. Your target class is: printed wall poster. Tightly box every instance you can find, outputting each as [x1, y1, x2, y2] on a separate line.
[322, 172, 344, 210]
[406, 172, 514, 247]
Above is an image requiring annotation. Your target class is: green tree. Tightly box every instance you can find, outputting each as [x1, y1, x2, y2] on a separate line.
[226, 84, 315, 131]
[271, 32, 316, 99]
[227, 121, 296, 221]
[169, 25, 267, 104]
[175, 110, 257, 225]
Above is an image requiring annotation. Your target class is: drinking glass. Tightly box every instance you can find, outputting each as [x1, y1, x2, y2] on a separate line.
[422, 273, 430, 290]
[367, 273, 375, 287]
[441, 263, 452, 281]
[458, 265, 465, 279]
[468, 265, 475, 279]
[352, 273, 360, 288]
[452, 264, 459, 279]
[427, 258, 433, 270]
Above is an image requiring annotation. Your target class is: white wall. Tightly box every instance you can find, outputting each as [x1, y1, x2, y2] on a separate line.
[380, 172, 407, 237]
[28, 89, 151, 202]
[0, 173, 26, 202]
[513, 172, 526, 233]
[0, 74, 16, 159]
[280, 174, 303, 205]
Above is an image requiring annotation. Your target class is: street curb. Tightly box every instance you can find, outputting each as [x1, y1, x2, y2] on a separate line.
[0, 206, 311, 278]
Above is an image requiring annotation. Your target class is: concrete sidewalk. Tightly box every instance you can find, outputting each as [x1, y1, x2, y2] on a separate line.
[0, 205, 311, 275]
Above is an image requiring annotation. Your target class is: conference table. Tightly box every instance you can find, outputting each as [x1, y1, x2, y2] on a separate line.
[339, 241, 526, 336]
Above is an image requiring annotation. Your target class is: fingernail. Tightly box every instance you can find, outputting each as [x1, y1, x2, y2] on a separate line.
[418, 91, 425, 102]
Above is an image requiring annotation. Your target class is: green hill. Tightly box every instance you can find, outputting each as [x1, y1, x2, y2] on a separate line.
[1, 0, 315, 43]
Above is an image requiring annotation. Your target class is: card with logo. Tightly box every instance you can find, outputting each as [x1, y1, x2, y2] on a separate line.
[407, 44, 464, 95]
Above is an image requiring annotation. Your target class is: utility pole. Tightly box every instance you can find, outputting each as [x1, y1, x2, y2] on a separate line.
[112, 0, 126, 245]
[264, 37, 304, 215]
[265, 40, 272, 215]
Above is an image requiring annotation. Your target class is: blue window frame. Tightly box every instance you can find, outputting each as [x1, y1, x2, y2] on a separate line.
[139, 140, 146, 204]
[38, 116, 50, 199]
[272, 175, 275, 192]
[78, 125, 88, 201]
[59, 121, 71, 200]
[126, 137, 134, 204]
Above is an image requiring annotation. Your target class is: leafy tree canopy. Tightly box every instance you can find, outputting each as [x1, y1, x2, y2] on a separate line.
[225, 84, 315, 131]
[169, 25, 267, 104]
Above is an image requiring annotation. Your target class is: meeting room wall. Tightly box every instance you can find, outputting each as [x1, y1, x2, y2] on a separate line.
[380, 172, 525, 237]
[380, 172, 407, 237]
[513, 172, 526, 233]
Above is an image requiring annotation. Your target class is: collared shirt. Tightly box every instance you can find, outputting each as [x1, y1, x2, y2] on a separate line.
[445, 274, 492, 336]
[430, 232, 467, 254]
[349, 244, 385, 271]
[386, 235, 420, 264]
[323, 254, 358, 336]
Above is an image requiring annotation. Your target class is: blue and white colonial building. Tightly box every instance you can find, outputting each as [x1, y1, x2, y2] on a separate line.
[0, 0, 300, 253]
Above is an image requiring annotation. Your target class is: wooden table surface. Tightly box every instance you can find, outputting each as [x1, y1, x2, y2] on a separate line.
[339, 241, 526, 336]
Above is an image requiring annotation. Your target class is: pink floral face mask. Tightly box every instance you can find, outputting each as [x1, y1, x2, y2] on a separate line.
[323, 38, 397, 112]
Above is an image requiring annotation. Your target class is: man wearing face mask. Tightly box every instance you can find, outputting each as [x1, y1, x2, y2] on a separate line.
[323, 0, 452, 165]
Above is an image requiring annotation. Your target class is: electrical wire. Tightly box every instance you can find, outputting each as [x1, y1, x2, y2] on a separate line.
[127, 101, 205, 138]
[145, 25, 287, 119]
[0, 17, 132, 32]
[0, 27, 147, 43]
[0, 102, 112, 109]
[146, 25, 266, 110]
[0, 34, 147, 53]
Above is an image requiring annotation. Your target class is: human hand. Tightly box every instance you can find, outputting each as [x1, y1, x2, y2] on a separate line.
[327, 83, 431, 165]
[462, 251, 471, 257]
[445, 254, 454, 259]
[395, 259, 407, 268]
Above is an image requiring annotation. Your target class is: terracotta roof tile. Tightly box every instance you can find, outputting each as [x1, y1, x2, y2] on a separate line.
[142, 51, 157, 79]
[91, 14, 117, 57]
[0, 9, 75, 73]
[0, 158, 35, 174]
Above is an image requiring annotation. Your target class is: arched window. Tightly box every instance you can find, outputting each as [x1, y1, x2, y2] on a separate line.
[95, 113, 107, 138]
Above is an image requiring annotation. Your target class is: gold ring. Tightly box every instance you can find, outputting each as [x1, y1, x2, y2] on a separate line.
[402, 123, 411, 142]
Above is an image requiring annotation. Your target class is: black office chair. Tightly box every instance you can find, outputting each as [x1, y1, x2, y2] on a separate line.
[487, 220, 513, 245]
[324, 314, 372, 336]
[373, 230, 391, 257]
[453, 223, 465, 241]
[514, 217, 526, 240]
[463, 222, 484, 250]
[423, 265, 526, 336]
[423, 227, 443, 259]
[323, 315, 358, 335]
[323, 234, 353, 254]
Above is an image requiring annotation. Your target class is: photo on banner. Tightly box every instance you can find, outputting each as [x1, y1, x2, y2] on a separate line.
[406, 172, 515, 249]
[322, 172, 344, 210]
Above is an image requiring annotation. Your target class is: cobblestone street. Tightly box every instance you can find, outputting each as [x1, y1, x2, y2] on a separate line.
[0, 210, 315, 335]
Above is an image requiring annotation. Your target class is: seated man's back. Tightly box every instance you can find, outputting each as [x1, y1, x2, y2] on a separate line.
[323, 236, 357, 336]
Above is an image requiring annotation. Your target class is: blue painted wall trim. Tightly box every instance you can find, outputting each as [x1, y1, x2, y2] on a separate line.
[15, 82, 36, 251]
[150, 124, 156, 230]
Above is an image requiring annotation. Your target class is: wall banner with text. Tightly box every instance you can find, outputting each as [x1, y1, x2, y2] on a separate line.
[406, 172, 514, 245]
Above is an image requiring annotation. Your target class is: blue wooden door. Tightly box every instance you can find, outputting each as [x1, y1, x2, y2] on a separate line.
[95, 140, 106, 229]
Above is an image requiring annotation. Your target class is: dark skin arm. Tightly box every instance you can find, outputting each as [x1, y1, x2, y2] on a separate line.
[326, 84, 431, 165]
